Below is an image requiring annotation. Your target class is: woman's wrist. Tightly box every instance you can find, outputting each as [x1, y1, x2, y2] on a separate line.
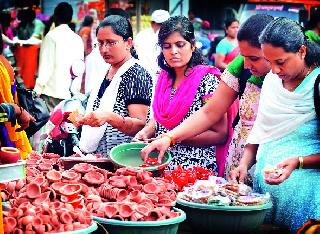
[297, 156, 304, 169]
[160, 132, 177, 147]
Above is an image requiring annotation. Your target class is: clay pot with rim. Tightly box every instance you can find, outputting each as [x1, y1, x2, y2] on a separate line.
[60, 184, 81, 201]
[0, 147, 21, 164]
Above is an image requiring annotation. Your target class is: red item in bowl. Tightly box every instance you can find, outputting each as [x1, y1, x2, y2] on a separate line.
[140, 157, 159, 167]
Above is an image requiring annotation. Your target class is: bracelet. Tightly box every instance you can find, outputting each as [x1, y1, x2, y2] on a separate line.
[160, 133, 176, 147]
[298, 156, 304, 169]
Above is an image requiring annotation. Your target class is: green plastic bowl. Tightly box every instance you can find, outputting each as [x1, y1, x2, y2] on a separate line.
[93, 207, 186, 234]
[177, 197, 272, 233]
[110, 142, 172, 172]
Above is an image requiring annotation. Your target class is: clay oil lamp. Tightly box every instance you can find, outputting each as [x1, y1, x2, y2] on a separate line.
[59, 184, 82, 201]
[0, 147, 21, 164]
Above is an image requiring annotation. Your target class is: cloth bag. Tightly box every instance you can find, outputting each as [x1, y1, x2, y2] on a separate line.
[16, 84, 50, 137]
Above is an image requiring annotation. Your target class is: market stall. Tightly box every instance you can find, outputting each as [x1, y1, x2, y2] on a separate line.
[0, 143, 273, 234]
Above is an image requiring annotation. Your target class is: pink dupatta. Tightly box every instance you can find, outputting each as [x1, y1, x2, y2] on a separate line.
[153, 65, 221, 130]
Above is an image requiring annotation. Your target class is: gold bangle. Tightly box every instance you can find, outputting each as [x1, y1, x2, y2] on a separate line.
[161, 133, 176, 146]
[298, 156, 304, 169]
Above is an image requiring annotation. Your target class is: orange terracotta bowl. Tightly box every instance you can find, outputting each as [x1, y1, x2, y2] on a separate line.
[0, 147, 21, 164]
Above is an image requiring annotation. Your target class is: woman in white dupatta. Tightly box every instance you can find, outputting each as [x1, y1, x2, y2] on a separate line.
[230, 18, 320, 232]
[77, 15, 153, 156]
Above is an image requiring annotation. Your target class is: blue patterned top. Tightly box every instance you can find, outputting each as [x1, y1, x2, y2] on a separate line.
[254, 119, 320, 232]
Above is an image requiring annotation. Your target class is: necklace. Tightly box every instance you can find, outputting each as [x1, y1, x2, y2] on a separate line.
[286, 66, 313, 92]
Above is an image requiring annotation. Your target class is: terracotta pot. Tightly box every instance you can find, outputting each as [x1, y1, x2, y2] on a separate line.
[60, 184, 81, 201]
[0, 147, 20, 164]
[62, 170, 80, 181]
[72, 163, 94, 173]
[119, 203, 134, 218]
[26, 183, 41, 199]
[51, 182, 66, 193]
[46, 170, 62, 182]
[15, 179, 25, 190]
[20, 215, 35, 226]
[143, 183, 159, 194]
[83, 171, 104, 185]
[3, 216, 17, 233]
[105, 204, 118, 218]
[38, 163, 53, 171]
[60, 211, 73, 224]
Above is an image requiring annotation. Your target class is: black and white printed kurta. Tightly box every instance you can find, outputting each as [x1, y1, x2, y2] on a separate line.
[155, 73, 220, 172]
[92, 63, 153, 156]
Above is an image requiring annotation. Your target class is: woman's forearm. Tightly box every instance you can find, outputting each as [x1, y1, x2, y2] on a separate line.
[168, 82, 238, 143]
[239, 144, 258, 169]
[182, 129, 227, 147]
[106, 112, 146, 136]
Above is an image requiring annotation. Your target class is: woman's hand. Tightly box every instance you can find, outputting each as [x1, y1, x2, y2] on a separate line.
[265, 157, 299, 185]
[76, 111, 109, 127]
[132, 128, 154, 142]
[16, 109, 36, 132]
[140, 137, 171, 163]
[132, 119, 155, 142]
[229, 164, 248, 184]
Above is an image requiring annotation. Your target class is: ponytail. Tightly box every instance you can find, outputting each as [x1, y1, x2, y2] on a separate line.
[305, 40, 320, 67]
[130, 46, 139, 59]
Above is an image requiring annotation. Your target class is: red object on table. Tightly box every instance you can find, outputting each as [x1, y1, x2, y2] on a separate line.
[163, 165, 216, 191]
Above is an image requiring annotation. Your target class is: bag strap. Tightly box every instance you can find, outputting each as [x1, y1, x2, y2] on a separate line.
[232, 68, 251, 128]
[314, 74, 320, 119]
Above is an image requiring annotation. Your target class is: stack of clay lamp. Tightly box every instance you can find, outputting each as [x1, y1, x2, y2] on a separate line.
[1, 151, 181, 233]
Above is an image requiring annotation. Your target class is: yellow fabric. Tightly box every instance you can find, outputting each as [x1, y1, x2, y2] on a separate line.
[0, 60, 32, 159]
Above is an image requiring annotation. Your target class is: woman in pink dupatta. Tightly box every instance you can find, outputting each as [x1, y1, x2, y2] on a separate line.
[135, 16, 228, 172]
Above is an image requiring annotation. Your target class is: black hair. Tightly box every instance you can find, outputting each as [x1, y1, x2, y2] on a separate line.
[105, 8, 130, 20]
[54, 2, 73, 25]
[306, 11, 320, 30]
[81, 15, 94, 28]
[0, 12, 13, 31]
[17, 8, 36, 25]
[16, 8, 36, 40]
[97, 15, 138, 59]
[157, 16, 207, 80]
[259, 17, 320, 67]
[225, 18, 238, 29]
[237, 14, 274, 48]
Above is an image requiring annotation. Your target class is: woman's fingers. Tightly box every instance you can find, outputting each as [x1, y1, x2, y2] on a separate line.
[140, 137, 170, 162]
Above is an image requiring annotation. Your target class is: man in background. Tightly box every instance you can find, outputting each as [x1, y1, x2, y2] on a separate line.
[34, 2, 84, 111]
[134, 9, 170, 77]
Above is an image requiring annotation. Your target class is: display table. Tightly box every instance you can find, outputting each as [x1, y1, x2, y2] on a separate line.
[0, 161, 26, 234]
